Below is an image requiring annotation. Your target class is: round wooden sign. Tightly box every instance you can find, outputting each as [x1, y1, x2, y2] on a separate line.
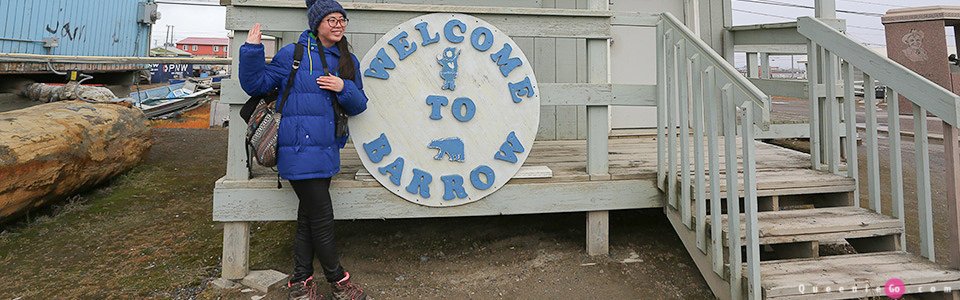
[352, 13, 540, 207]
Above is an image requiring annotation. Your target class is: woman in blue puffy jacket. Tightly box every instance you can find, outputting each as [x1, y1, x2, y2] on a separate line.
[238, 0, 368, 299]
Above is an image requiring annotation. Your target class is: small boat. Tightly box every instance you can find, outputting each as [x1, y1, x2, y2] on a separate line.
[128, 82, 213, 119]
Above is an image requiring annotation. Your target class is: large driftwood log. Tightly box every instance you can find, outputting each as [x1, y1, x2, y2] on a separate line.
[0, 101, 152, 222]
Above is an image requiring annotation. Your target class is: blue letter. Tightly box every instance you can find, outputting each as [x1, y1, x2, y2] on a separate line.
[363, 48, 396, 79]
[470, 165, 495, 190]
[363, 133, 391, 163]
[425, 95, 448, 120]
[388, 31, 417, 60]
[406, 168, 433, 198]
[440, 174, 468, 201]
[470, 27, 494, 52]
[451, 97, 476, 122]
[444, 19, 466, 43]
[377, 156, 404, 186]
[489, 43, 523, 77]
[494, 131, 525, 164]
[414, 21, 440, 46]
[508, 76, 535, 103]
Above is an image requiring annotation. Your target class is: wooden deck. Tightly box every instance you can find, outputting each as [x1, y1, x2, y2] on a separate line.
[214, 135, 816, 221]
[758, 252, 960, 299]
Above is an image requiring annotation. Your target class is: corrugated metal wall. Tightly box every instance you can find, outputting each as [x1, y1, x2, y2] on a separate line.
[0, 0, 152, 56]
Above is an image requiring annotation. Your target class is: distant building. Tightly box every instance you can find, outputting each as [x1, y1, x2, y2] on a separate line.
[175, 36, 278, 58]
[150, 46, 193, 57]
[176, 37, 230, 58]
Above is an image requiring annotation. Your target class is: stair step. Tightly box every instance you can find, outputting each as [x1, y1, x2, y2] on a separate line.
[679, 168, 856, 198]
[756, 252, 960, 299]
[718, 207, 902, 246]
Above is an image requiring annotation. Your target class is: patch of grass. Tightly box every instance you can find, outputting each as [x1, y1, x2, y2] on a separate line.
[0, 129, 228, 299]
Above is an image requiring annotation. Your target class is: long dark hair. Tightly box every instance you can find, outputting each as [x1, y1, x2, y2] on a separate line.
[336, 39, 355, 80]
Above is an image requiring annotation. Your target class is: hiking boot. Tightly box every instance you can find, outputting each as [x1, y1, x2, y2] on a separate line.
[330, 272, 367, 300]
[288, 276, 323, 300]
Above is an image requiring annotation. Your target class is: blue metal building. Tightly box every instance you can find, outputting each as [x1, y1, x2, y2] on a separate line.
[0, 0, 157, 57]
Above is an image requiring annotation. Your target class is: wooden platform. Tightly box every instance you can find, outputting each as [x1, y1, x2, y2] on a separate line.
[757, 252, 960, 299]
[216, 136, 704, 221]
[214, 136, 824, 221]
[719, 207, 902, 246]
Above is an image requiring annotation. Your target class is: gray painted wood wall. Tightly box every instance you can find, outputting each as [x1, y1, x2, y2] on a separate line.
[279, 0, 727, 138]
[339, 0, 588, 140]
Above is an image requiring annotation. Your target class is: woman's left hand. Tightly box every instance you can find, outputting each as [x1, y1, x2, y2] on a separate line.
[317, 75, 344, 93]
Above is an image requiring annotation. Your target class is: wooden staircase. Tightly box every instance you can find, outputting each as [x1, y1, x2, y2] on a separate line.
[657, 11, 960, 299]
[667, 165, 960, 299]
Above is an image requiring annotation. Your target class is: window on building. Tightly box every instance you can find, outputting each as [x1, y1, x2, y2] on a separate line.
[213, 46, 219, 52]
[183, 45, 188, 51]
[192, 45, 198, 51]
[225, 45, 229, 52]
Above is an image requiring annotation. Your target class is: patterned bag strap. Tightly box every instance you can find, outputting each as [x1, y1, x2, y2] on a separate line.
[276, 43, 304, 114]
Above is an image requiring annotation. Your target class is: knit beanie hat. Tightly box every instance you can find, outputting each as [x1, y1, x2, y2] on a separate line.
[306, 0, 347, 31]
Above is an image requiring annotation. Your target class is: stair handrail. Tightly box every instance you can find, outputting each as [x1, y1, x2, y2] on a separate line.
[657, 12, 766, 300]
[797, 16, 960, 126]
[661, 12, 771, 127]
[798, 15, 960, 269]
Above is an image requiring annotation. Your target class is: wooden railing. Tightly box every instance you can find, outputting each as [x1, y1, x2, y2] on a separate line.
[657, 12, 770, 299]
[798, 16, 960, 264]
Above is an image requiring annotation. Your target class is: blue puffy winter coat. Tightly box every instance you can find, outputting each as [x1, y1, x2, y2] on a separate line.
[239, 30, 368, 180]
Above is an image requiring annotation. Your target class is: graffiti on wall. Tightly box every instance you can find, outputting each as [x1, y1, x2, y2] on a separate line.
[45, 20, 87, 42]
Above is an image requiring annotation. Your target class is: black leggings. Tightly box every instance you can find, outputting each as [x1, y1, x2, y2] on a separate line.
[289, 177, 346, 283]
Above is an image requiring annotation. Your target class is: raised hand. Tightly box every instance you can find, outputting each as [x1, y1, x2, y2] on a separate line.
[246, 23, 262, 44]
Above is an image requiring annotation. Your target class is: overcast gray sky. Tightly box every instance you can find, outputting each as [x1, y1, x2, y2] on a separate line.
[732, 0, 957, 47]
[151, 0, 228, 47]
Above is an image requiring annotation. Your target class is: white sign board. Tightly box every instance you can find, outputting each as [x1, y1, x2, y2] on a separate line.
[352, 13, 540, 207]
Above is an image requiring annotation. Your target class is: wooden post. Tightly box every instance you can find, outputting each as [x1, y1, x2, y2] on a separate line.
[807, 41, 822, 170]
[864, 74, 881, 213]
[587, 211, 609, 256]
[721, 83, 743, 300]
[914, 105, 934, 261]
[220, 29, 252, 281]
[949, 123, 960, 269]
[747, 52, 759, 78]
[759, 53, 771, 79]
[679, 42, 692, 228]
[226, 31, 252, 181]
[822, 49, 841, 174]
[585, 0, 610, 256]
[815, 0, 837, 18]
[741, 104, 761, 300]
[888, 89, 906, 251]
[657, 21, 667, 191]
[585, 0, 609, 179]
[842, 62, 859, 204]
[222, 222, 251, 279]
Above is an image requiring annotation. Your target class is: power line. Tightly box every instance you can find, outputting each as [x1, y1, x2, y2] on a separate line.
[731, 8, 793, 20]
[734, 0, 885, 17]
[731, 8, 887, 46]
[836, 0, 908, 8]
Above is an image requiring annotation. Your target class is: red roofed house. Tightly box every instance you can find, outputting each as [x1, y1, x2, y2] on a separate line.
[176, 36, 278, 58]
[176, 37, 230, 58]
